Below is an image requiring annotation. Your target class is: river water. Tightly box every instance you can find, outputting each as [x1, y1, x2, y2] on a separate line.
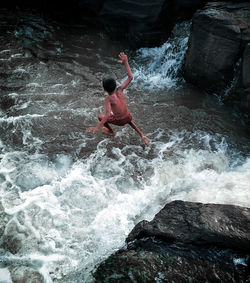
[0, 10, 249, 282]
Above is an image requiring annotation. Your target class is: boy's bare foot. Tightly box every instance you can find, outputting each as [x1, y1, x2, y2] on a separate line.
[142, 135, 150, 145]
[102, 127, 116, 136]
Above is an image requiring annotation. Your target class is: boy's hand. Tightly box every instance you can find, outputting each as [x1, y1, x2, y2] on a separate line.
[86, 126, 99, 133]
[118, 52, 128, 64]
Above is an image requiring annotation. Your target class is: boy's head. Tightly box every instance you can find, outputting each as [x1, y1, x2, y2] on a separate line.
[102, 76, 116, 94]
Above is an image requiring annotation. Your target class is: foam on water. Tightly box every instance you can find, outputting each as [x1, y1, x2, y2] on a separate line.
[0, 50, 11, 55]
[0, 268, 12, 283]
[0, 114, 44, 124]
[26, 83, 41, 88]
[132, 21, 191, 91]
[0, 114, 45, 151]
[0, 129, 249, 281]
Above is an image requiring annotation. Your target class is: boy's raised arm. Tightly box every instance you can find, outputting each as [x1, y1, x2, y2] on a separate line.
[118, 52, 133, 90]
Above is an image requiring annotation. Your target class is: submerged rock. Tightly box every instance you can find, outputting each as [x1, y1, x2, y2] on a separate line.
[93, 201, 250, 282]
[10, 266, 44, 283]
[1, 220, 26, 254]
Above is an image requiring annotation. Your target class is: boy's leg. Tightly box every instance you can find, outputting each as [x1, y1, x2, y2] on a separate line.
[98, 115, 116, 135]
[129, 121, 150, 145]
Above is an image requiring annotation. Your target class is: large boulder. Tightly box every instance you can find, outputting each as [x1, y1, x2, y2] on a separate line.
[183, 2, 250, 92]
[183, 2, 250, 115]
[93, 201, 250, 282]
[127, 200, 250, 251]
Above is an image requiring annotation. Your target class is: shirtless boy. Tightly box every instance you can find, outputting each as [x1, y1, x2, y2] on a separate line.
[86, 52, 150, 145]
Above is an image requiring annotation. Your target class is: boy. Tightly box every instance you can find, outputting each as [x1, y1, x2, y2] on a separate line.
[86, 52, 150, 145]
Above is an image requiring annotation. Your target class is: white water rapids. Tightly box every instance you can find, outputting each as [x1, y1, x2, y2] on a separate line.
[0, 15, 249, 282]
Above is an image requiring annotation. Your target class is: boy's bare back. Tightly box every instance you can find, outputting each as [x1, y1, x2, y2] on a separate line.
[86, 52, 150, 145]
[105, 87, 130, 120]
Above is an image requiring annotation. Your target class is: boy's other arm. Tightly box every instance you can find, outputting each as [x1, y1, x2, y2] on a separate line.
[118, 52, 133, 90]
[86, 98, 111, 132]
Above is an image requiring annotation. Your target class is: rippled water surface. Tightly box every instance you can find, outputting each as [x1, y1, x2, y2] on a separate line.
[0, 10, 250, 282]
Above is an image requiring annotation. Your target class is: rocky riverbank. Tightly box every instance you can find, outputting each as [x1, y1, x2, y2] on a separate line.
[1, 0, 209, 48]
[93, 201, 250, 282]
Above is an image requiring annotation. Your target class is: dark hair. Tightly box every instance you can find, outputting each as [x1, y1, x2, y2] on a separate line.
[102, 76, 116, 94]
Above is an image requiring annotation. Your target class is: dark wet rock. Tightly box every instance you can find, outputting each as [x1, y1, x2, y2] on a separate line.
[94, 239, 249, 282]
[183, 2, 250, 116]
[98, 0, 215, 48]
[93, 201, 250, 282]
[1, 230, 24, 254]
[0, 0, 207, 48]
[183, 2, 250, 92]
[99, 0, 167, 47]
[10, 266, 44, 283]
[127, 201, 250, 251]
[226, 45, 250, 114]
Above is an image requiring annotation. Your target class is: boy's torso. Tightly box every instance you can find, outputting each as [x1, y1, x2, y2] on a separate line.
[107, 88, 130, 120]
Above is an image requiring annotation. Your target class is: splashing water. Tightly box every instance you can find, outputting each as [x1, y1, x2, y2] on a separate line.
[132, 21, 191, 91]
[1, 130, 250, 282]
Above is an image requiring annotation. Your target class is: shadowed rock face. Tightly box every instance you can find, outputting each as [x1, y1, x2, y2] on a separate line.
[89, 0, 217, 47]
[183, 2, 250, 115]
[242, 43, 250, 89]
[99, 0, 166, 47]
[93, 201, 250, 282]
[183, 2, 250, 91]
[0, 0, 209, 47]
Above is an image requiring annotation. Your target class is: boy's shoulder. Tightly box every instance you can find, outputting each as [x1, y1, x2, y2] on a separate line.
[116, 86, 124, 95]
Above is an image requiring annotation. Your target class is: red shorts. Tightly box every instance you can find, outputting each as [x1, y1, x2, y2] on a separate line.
[108, 113, 132, 126]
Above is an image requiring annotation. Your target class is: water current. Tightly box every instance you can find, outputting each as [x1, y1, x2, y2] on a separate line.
[0, 10, 250, 283]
